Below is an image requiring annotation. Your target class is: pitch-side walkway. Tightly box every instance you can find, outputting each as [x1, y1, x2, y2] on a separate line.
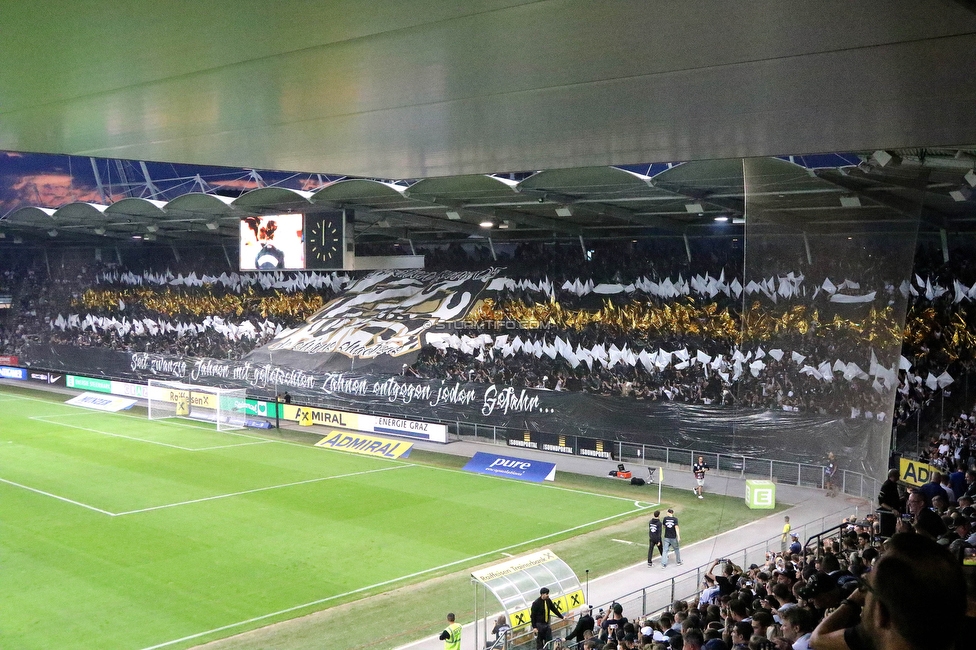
[397, 438, 870, 650]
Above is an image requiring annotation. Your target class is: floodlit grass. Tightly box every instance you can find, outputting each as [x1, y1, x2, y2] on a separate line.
[196, 480, 775, 650]
[1, 386, 669, 650]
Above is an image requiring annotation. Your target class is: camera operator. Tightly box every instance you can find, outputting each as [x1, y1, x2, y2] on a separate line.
[702, 558, 741, 606]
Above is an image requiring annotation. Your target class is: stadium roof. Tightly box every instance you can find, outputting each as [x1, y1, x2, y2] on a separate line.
[3, 152, 976, 246]
[1, 2, 975, 247]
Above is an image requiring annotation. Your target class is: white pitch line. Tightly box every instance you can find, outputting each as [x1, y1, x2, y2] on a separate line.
[113, 465, 412, 516]
[0, 464, 415, 518]
[28, 416, 266, 452]
[420, 461, 661, 505]
[29, 416, 198, 450]
[191, 440, 274, 451]
[4, 391, 268, 440]
[611, 538, 635, 545]
[0, 477, 115, 516]
[138, 500, 652, 650]
[35, 411, 212, 430]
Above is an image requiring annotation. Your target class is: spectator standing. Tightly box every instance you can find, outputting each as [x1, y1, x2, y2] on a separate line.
[780, 516, 791, 555]
[438, 613, 462, 650]
[918, 470, 948, 506]
[948, 461, 966, 500]
[877, 468, 902, 514]
[648, 510, 664, 566]
[788, 534, 801, 556]
[564, 607, 595, 646]
[661, 508, 683, 567]
[694, 456, 710, 499]
[824, 452, 837, 497]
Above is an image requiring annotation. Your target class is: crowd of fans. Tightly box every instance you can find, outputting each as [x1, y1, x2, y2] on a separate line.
[537, 469, 975, 650]
[4, 242, 976, 650]
[1, 239, 976, 431]
[0, 256, 332, 360]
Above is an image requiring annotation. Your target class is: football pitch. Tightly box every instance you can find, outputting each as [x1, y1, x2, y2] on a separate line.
[0, 386, 656, 650]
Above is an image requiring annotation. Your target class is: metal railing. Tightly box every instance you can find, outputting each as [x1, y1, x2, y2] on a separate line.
[456, 424, 880, 502]
[580, 509, 862, 632]
[484, 509, 862, 650]
[33, 365, 882, 502]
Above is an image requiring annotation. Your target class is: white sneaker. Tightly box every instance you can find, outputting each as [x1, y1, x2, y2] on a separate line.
[698, 495, 703, 499]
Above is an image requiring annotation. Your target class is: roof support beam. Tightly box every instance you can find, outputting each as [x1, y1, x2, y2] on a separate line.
[814, 169, 941, 229]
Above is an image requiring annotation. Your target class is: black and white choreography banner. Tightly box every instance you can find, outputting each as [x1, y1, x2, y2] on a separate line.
[22, 344, 887, 469]
[50, 313, 280, 342]
[96, 265, 976, 305]
[248, 268, 501, 373]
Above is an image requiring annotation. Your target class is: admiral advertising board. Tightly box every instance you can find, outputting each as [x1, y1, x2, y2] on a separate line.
[282, 404, 448, 442]
[314, 431, 413, 459]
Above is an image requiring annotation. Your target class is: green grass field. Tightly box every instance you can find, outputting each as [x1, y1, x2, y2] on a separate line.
[0, 386, 663, 650]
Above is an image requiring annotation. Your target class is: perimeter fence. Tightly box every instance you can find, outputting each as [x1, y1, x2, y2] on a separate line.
[455, 421, 880, 501]
[493, 508, 862, 650]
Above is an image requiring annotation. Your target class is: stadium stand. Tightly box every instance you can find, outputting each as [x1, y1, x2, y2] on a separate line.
[5, 237, 976, 650]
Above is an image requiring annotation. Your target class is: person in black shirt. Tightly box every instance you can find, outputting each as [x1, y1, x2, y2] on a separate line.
[660, 508, 682, 567]
[530, 587, 564, 649]
[648, 510, 664, 566]
[877, 468, 902, 514]
[564, 607, 595, 646]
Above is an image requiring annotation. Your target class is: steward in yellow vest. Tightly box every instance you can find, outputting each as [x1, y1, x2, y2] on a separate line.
[439, 612, 462, 650]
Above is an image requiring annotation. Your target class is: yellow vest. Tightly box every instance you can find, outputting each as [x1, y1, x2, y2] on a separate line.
[444, 622, 462, 650]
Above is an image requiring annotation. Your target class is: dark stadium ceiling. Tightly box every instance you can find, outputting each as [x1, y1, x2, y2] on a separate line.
[1, 2, 975, 178]
[0, 2, 975, 248]
[3, 150, 976, 247]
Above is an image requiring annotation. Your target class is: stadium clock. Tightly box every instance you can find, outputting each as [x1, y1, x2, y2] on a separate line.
[305, 215, 344, 269]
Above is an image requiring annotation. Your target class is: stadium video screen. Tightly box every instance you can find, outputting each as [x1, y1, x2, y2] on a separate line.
[239, 215, 305, 271]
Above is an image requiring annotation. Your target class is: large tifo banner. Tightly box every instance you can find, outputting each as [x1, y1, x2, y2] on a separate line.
[22, 344, 884, 466]
[247, 268, 502, 373]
